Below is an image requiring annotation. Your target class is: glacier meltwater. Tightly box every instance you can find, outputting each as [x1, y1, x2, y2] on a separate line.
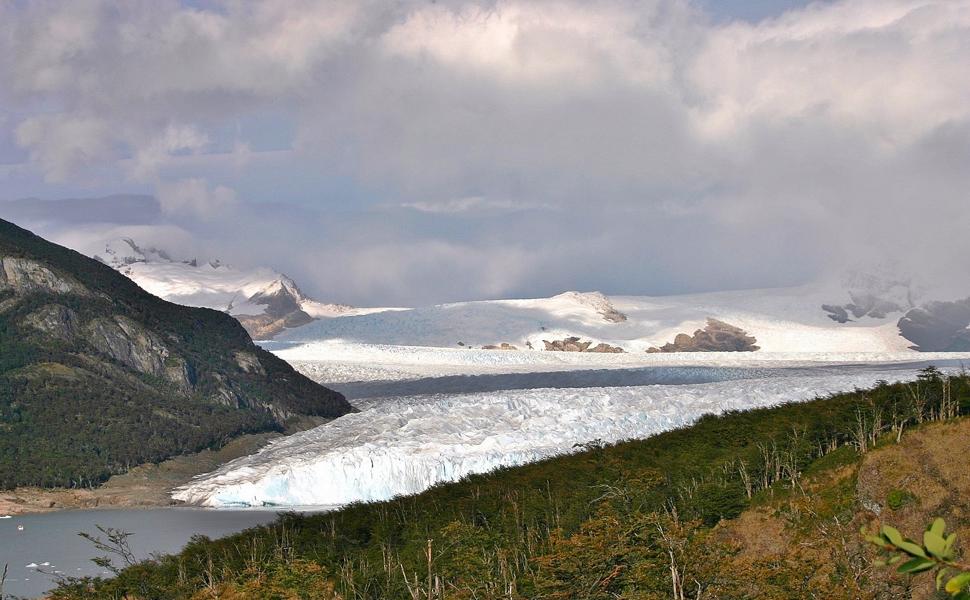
[173, 366, 930, 508]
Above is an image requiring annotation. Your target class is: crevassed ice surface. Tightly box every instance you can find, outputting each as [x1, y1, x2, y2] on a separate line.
[174, 367, 929, 508]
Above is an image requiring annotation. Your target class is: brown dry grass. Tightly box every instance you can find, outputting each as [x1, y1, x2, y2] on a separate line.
[710, 418, 970, 599]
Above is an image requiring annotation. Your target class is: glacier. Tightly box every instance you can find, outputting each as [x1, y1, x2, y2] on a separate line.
[173, 365, 943, 508]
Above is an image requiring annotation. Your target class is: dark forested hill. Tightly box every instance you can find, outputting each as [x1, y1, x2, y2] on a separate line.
[0, 218, 353, 488]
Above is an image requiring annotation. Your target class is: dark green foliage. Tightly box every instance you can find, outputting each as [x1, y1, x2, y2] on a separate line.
[0, 218, 351, 489]
[887, 488, 917, 511]
[52, 372, 970, 599]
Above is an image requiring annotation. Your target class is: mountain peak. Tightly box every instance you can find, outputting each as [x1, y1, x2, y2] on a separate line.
[86, 236, 350, 339]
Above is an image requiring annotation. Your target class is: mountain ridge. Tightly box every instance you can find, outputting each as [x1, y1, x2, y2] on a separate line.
[0, 218, 353, 488]
[90, 236, 358, 339]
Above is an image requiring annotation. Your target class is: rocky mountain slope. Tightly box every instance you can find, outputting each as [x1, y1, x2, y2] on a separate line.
[0, 218, 353, 489]
[92, 237, 361, 339]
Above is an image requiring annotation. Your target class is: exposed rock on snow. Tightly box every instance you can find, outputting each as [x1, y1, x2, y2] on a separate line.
[898, 299, 970, 351]
[542, 337, 624, 353]
[544, 337, 592, 352]
[820, 266, 920, 323]
[554, 291, 627, 323]
[588, 342, 626, 353]
[482, 343, 518, 350]
[274, 284, 931, 354]
[647, 319, 759, 353]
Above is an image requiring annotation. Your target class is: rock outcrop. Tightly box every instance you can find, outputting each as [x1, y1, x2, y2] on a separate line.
[554, 291, 628, 323]
[86, 316, 178, 381]
[23, 304, 80, 340]
[588, 342, 626, 353]
[822, 295, 904, 322]
[0, 257, 91, 296]
[543, 337, 625, 353]
[482, 343, 518, 350]
[897, 299, 970, 351]
[647, 319, 759, 353]
[236, 309, 314, 340]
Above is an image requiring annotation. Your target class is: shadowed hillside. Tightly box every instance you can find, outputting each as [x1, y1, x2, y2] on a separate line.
[0, 218, 353, 489]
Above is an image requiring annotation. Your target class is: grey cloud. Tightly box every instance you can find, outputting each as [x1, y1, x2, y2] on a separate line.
[0, 0, 968, 305]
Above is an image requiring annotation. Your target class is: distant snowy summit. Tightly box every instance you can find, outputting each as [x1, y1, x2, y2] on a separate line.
[93, 238, 365, 339]
[274, 282, 970, 354]
[92, 240, 970, 353]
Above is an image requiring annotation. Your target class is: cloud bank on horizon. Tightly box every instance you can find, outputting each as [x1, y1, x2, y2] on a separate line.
[0, 0, 968, 305]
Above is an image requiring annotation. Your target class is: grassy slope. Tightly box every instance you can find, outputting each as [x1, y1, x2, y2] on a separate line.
[0, 218, 352, 489]
[48, 370, 970, 599]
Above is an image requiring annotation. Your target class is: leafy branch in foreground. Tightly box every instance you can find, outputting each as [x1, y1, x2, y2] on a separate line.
[78, 525, 137, 575]
[865, 518, 970, 598]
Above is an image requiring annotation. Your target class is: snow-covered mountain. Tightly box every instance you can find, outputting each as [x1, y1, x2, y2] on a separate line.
[88, 238, 970, 353]
[274, 282, 954, 354]
[92, 238, 366, 339]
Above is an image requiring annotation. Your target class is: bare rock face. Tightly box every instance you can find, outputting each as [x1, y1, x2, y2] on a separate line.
[0, 257, 90, 296]
[599, 306, 627, 323]
[236, 309, 313, 340]
[234, 351, 267, 375]
[555, 291, 628, 323]
[588, 342, 625, 353]
[821, 304, 851, 324]
[647, 319, 759, 353]
[23, 304, 80, 341]
[482, 343, 518, 350]
[898, 299, 970, 351]
[823, 295, 905, 322]
[543, 336, 624, 353]
[85, 316, 192, 389]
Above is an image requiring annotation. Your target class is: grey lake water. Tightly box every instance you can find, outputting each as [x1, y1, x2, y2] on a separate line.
[0, 509, 279, 598]
[3, 358, 966, 598]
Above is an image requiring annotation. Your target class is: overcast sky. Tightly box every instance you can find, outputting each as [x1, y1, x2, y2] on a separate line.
[0, 0, 968, 306]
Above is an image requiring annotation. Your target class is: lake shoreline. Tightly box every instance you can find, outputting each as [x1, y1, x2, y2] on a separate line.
[0, 431, 285, 517]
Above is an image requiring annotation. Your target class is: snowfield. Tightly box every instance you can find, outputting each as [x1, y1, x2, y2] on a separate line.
[89, 237, 375, 319]
[274, 341, 970, 384]
[274, 285, 929, 354]
[173, 364, 954, 508]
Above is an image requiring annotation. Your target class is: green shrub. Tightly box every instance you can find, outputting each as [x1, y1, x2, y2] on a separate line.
[886, 489, 917, 511]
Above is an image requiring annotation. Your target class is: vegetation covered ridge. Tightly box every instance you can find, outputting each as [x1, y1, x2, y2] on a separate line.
[0, 218, 352, 489]
[48, 367, 970, 599]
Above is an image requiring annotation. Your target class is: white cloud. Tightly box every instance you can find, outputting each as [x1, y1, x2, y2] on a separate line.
[686, 0, 970, 143]
[397, 196, 551, 214]
[14, 114, 114, 181]
[129, 123, 210, 181]
[2, 0, 969, 303]
[156, 177, 238, 219]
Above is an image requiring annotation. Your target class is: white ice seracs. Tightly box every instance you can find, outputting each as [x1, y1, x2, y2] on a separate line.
[174, 366, 929, 508]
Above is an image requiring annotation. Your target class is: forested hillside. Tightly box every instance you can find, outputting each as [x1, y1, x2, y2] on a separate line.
[51, 368, 970, 599]
[0, 218, 352, 488]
